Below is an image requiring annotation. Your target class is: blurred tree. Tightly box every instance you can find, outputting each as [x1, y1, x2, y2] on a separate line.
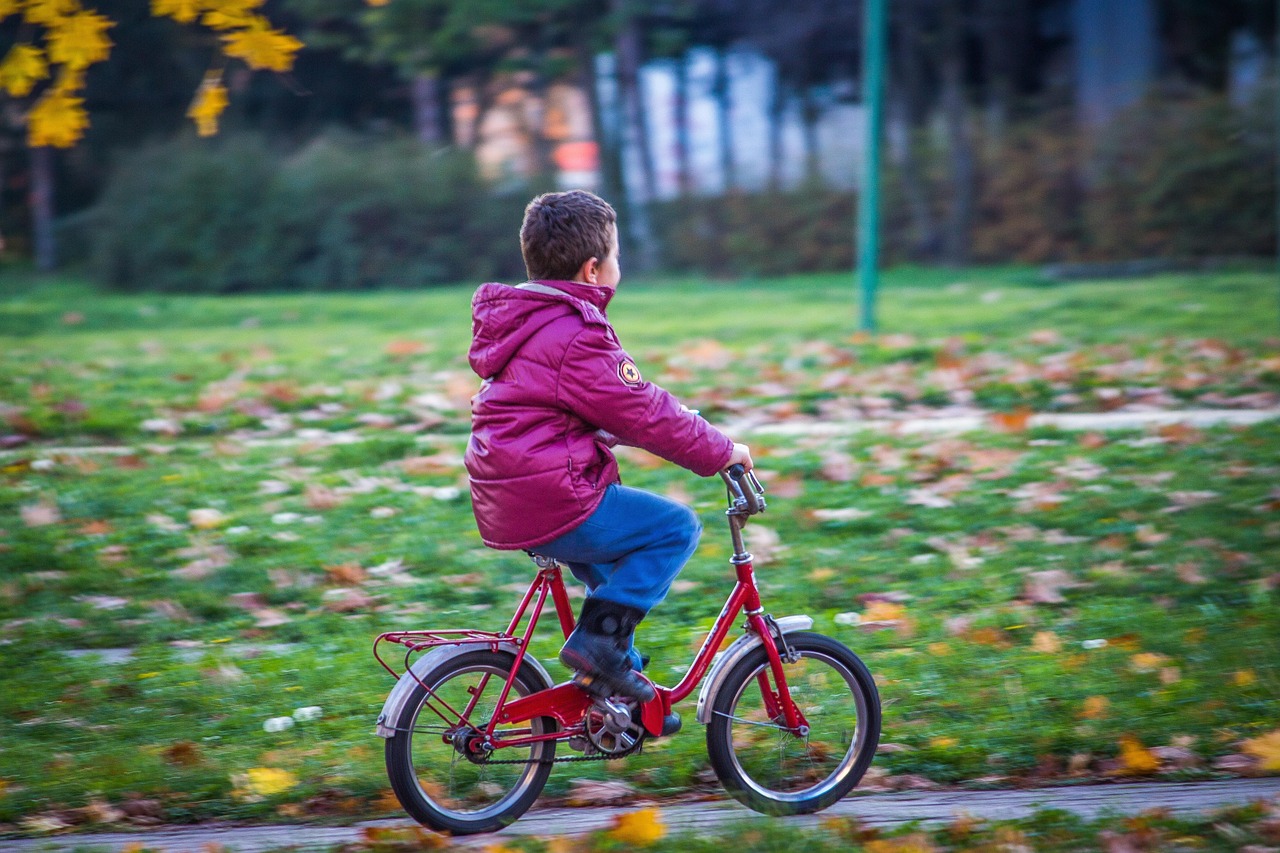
[1, 0, 302, 268]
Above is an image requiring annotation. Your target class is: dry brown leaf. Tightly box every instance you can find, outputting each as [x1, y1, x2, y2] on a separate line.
[304, 484, 345, 510]
[324, 562, 368, 586]
[21, 498, 61, 527]
[1023, 569, 1084, 604]
[566, 778, 634, 806]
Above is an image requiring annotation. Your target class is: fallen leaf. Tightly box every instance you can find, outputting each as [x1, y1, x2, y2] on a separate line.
[1243, 729, 1280, 772]
[990, 409, 1032, 433]
[1130, 652, 1169, 673]
[21, 498, 61, 527]
[608, 807, 666, 846]
[566, 778, 633, 806]
[324, 562, 368, 585]
[1023, 569, 1084, 604]
[1030, 631, 1062, 653]
[188, 508, 227, 530]
[1114, 735, 1159, 775]
[1081, 696, 1109, 720]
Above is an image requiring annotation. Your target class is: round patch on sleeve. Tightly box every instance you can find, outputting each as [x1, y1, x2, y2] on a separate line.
[617, 359, 642, 385]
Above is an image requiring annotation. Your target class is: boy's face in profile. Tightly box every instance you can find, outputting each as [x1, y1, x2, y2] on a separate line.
[594, 223, 621, 290]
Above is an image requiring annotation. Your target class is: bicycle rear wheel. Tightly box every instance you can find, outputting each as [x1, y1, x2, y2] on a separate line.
[706, 632, 880, 815]
[384, 650, 557, 834]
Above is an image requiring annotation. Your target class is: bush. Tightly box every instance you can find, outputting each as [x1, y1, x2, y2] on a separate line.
[651, 92, 1274, 275]
[90, 133, 533, 292]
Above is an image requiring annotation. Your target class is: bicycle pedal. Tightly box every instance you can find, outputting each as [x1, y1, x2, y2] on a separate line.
[571, 671, 611, 698]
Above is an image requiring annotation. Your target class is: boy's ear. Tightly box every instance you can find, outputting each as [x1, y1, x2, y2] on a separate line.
[574, 256, 600, 284]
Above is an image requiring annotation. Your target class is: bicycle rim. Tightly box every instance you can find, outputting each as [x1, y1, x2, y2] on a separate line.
[717, 647, 871, 807]
[399, 660, 552, 825]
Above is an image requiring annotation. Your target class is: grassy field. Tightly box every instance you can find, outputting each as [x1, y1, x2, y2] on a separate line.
[1, 267, 1278, 833]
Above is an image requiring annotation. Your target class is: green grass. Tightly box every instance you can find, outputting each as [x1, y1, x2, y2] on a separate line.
[0, 267, 1278, 830]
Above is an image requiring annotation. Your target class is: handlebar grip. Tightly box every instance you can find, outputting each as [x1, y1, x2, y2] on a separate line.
[725, 463, 761, 514]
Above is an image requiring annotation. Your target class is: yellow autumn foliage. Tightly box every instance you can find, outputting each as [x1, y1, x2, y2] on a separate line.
[0, 45, 48, 96]
[2, 0, 301, 146]
[152, 0, 202, 23]
[46, 10, 114, 68]
[220, 19, 301, 70]
[607, 807, 666, 846]
[187, 73, 228, 136]
[28, 87, 88, 147]
[1242, 728, 1280, 772]
[1115, 734, 1159, 775]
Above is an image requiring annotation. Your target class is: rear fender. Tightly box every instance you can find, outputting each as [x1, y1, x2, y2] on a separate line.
[374, 642, 553, 738]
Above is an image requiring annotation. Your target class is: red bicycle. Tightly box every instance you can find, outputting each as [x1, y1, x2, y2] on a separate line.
[373, 465, 881, 835]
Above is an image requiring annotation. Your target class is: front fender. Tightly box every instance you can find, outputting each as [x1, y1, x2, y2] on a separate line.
[694, 615, 812, 725]
[374, 643, 553, 738]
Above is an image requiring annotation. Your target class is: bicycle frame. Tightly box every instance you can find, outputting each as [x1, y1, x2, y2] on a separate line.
[372, 476, 808, 751]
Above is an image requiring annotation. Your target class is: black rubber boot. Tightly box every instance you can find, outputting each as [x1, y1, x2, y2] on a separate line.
[560, 598, 656, 703]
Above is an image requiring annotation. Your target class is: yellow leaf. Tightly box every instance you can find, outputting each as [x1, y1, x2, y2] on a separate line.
[187, 73, 228, 136]
[46, 10, 114, 70]
[862, 601, 905, 622]
[1116, 734, 1159, 775]
[1129, 652, 1168, 673]
[1080, 695, 1109, 720]
[1030, 631, 1062, 654]
[0, 44, 48, 96]
[1242, 728, 1280, 772]
[220, 19, 302, 71]
[27, 87, 88, 147]
[244, 767, 298, 796]
[926, 642, 951, 656]
[1233, 669, 1256, 687]
[608, 807, 666, 846]
[23, 0, 76, 26]
[152, 0, 201, 23]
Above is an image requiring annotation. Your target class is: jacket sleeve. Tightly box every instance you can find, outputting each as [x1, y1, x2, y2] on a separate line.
[556, 326, 735, 477]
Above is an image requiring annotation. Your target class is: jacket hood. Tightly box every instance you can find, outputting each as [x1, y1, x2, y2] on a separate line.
[468, 281, 614, 379]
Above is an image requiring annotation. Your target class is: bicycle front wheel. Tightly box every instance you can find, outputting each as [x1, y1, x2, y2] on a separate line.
[706, 631, 880, 815]
[384, 650, 557, 835]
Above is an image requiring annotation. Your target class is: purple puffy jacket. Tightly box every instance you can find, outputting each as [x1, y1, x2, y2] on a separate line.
[464, 280, 734, 550]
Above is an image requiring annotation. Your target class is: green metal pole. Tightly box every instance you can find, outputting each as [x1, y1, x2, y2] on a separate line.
[858, 0, 888, 332]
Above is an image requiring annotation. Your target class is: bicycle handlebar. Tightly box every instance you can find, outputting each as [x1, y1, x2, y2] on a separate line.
[722, 463, 766, 516]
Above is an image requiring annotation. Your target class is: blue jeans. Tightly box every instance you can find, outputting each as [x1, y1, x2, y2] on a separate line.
[536, 484, 702, 665]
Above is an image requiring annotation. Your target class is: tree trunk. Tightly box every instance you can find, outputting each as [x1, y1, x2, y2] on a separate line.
[613, 1, 658, 268]
[411, 71, 445, 146]
[31, 145, 55, 272]
[674, 53, 692, 195]
[892, 0, 940, 259]
[978, 0, 1012, 149]
[767, 72, 786, 191]
[579, 40, 623, 203]
[713, 47, 735, 192]
[800, 87, 821, 184]
[615, 10, 657, 203]
[940, 0, 974, 267]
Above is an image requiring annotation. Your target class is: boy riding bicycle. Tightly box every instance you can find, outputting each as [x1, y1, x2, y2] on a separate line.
[464, 189, 752, 706]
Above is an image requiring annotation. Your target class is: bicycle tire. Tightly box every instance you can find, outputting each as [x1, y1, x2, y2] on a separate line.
[385, 649, 557, 834]
[705, 631, 880, 815]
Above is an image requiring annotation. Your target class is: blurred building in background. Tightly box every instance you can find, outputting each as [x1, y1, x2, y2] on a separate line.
[0, 0, 1274, 283]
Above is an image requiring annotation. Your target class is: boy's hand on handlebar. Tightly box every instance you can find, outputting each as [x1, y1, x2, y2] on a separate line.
[726, 443, 753, 473]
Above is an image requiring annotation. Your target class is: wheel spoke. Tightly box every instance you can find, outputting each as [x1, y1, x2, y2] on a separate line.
[706, 636, 880, 815]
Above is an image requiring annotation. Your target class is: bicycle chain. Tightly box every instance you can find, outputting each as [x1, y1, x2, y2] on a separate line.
[478, 737, 645, 765]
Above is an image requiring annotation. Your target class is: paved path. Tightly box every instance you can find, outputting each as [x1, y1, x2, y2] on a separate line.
[5, 778, 1279, 852]
[3, 408, 1278, 462]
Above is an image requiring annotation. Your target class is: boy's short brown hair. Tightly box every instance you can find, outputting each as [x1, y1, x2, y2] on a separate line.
[520, 191, 617, 281]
